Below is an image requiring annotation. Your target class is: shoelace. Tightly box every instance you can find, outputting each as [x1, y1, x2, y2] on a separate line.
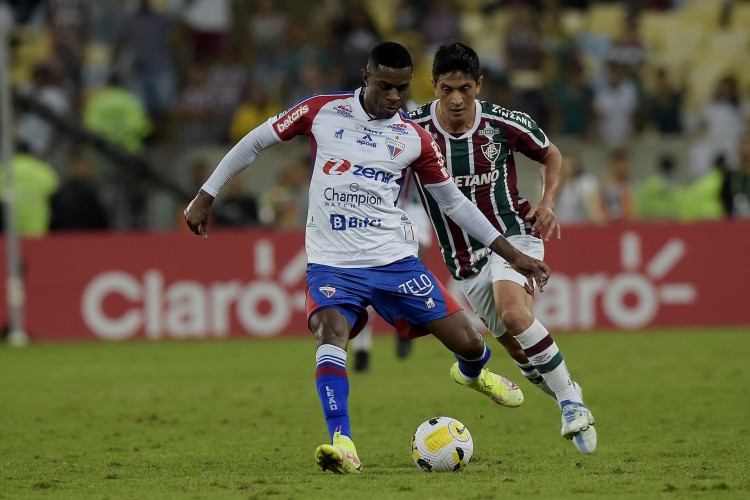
[561, 404, 586, 421]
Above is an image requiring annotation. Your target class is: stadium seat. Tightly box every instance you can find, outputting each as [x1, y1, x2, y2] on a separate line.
[639, 11, 675, 52]
[656, 24, 706, 74]
[730, 2, 750, 31]
[364, 0, 397, 37]
[585, 3, 627, 38]
[686, 59, 730, 112]
[560, 9, 586, 37]
[675, 0, 722, 31]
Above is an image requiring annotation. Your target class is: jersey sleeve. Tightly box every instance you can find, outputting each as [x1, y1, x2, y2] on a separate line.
[496, 111, 550, 163]
[267, 93, 355, 141]
[409, 126, 452, 186]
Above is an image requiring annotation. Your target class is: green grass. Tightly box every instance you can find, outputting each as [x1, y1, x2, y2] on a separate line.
[1, 329, 749, 499]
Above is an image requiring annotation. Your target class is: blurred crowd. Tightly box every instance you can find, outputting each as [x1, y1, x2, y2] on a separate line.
[0, 0, 749, 235]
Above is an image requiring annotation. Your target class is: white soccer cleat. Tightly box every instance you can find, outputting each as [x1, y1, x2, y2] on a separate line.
[571, 424, 597, 454]
[560, 402, 596, 453]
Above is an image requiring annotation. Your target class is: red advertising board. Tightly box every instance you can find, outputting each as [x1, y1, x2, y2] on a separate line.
[1, 220, 748, 341]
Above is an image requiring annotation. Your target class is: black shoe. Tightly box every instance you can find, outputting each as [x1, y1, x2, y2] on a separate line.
[353, 350, 369, 372]
[395, 335, 412, 359]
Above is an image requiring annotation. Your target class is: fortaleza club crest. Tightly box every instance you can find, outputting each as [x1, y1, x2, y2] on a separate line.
[481, 141, 502, 163]
[386, 138, 405, 160]
[319, 285, 336, 298]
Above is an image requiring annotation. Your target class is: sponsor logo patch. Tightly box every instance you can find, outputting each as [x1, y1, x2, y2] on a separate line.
[275, 104, 309, 133]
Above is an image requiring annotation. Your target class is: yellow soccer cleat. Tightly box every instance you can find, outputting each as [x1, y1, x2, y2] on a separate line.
[314, 431, 362, 474]
[450, 362, 524, 408]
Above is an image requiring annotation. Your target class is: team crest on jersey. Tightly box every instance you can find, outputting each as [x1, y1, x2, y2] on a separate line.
[386, 138, 405, 159]
[319, 285, 336, 298]
[481, 141, 502, 163]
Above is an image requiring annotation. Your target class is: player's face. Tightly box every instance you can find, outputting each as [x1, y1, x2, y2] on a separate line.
[433, 72, 483, 122]
[362, 65, 412, 119]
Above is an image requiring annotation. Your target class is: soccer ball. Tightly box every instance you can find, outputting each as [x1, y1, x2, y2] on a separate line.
[411, 416, 473, 472]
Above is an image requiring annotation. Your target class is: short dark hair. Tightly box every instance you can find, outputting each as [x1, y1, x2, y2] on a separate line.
[432, 41, 481, 82]
[367, 42, 412, 71]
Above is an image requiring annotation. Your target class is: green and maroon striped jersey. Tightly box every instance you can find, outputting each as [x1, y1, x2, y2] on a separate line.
[407, 100, 550, 279]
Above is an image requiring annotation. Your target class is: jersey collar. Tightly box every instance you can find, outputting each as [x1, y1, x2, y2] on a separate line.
[355, 87, 404, 124]
[429, 99, 482, 139]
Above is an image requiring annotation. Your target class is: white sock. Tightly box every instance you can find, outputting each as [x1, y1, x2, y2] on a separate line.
[515, 319, 582, 407]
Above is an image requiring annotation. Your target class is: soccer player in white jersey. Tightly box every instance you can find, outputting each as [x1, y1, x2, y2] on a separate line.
[408, 41, 596, 454]
[184, 42, 551, 474]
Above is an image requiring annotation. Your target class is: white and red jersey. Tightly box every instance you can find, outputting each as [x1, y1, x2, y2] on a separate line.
[267, 88, 451, 267]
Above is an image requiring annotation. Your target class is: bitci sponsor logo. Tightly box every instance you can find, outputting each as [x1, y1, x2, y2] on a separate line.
[329, 214, 382, 230]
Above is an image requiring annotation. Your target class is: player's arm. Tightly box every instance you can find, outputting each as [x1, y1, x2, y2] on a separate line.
[527, 142, 563, 241]
[184, 123, 279, 237]
[425, 181, 551, 291]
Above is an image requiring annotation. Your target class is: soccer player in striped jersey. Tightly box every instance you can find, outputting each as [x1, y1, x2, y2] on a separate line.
[408, 41, 596, 454]
[184, 42, 552, 473]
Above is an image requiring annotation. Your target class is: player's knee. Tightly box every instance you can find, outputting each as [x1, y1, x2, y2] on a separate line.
[460, 328, 486, 359]
[499, 307, 533, 333]
[310, 310, 350, 348]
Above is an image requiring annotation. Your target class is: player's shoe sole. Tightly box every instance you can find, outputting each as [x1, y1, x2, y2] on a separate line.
[450, 363, 524, 407]
[571, 424, 597, 454]
[314, 432, 362, 474]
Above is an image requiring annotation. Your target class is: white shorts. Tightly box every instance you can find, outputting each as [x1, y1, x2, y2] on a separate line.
[456, 235, 544, 338]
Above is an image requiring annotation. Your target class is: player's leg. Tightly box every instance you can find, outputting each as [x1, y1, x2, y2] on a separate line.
[457, 268, 553, 396]
[489, 235, 596, 452]
[369, 256, 522, 408]
[424, 311, 524, 408]
[494, 280, 595, 452]
[309, 308, 363, 473]
[306, 265, 368, 473]
[494, 280, 581, 404]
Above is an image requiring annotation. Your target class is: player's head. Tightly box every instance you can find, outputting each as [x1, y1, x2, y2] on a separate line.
[431, 41, 483, 122]
[362, 42, 413, 119]
[432, 41, 481, 83]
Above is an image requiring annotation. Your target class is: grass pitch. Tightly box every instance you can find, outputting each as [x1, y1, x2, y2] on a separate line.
[1, 329, 749, 499]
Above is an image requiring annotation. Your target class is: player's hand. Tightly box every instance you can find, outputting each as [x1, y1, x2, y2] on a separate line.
[526, 205, 561, 242]
[508, 253, 551, 292]
[184, 190, 214, 238]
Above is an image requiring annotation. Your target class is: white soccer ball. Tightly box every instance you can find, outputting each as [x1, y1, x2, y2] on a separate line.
[411, 416, 473, 472]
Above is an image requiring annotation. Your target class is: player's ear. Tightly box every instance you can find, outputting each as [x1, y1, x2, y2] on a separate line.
[476, 75, 484, 95]
[362, 68, 370, 87]
[431, 78, 437, 96]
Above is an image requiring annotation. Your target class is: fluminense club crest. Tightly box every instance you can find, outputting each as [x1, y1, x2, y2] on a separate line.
[481, 141, 502, 163]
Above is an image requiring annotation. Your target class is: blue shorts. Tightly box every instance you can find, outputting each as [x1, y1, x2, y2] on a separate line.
[305, 256, 463, 339]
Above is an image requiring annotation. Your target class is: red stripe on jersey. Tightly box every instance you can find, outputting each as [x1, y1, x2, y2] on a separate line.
[404, 119, 451, 185]
[271, 92, 355, 140]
